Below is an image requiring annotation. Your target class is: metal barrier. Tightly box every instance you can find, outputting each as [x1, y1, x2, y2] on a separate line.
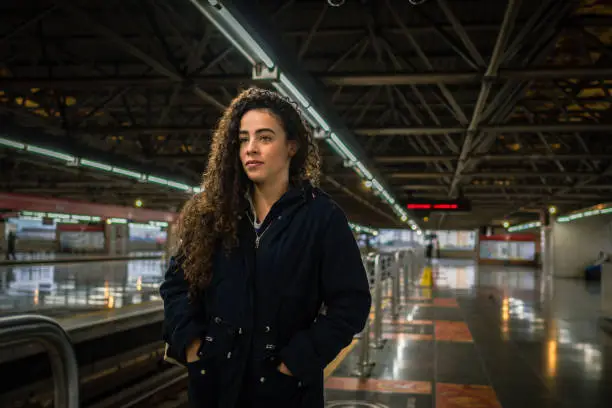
[0, 314, 79, 408]
[353, 247, 424, 377]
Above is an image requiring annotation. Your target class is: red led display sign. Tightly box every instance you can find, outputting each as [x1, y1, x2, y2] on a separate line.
[406, 200, 470, 212]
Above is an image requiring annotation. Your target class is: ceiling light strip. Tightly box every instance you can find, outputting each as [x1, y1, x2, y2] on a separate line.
[0, 136, 200, 193]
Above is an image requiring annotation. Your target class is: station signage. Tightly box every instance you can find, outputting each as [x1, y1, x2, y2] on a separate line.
[405, 199, 471, 212]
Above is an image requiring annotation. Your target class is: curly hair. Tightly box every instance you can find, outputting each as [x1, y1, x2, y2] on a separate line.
[175, 87, 321, 299]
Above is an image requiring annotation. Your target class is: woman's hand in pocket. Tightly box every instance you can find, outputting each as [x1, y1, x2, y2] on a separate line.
[277, 362, 293, 376]
[186, 339, 202, 363]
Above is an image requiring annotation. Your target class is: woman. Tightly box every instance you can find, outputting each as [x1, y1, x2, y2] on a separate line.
[160, 87, 371, 408]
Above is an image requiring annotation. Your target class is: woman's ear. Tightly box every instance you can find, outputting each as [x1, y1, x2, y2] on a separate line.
[288, 140, 298, 157]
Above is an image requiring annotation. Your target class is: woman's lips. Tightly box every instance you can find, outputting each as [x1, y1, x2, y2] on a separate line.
[245, 161, 263, 169]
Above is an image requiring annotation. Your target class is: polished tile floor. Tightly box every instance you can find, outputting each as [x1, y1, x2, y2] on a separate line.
[0, 258, 165, 315]
[325, 259, 611, 408]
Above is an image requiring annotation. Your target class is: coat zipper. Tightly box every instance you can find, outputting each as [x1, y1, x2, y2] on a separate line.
[247, 212, 275, 249]
[254, 221, 275, 249]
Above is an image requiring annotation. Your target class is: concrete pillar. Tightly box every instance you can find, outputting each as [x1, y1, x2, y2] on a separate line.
[540, 209, 554, 277]
[105, 223, 129, 256]
[601, 264, 612, 320]
[164, 223, 177, 258]
[0, 220, 6, 257]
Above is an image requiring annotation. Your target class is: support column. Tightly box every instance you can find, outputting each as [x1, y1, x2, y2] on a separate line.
[0, 220, 6, 258]
[105, 223, 129, 256]
[163, 222, 178, 267]
[540, 209, 554, 277]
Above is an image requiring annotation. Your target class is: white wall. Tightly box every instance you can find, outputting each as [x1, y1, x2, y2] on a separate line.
[552, 214, 612, 278]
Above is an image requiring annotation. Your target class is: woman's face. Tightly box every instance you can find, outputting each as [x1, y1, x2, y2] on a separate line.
[239, 109, 296, 186]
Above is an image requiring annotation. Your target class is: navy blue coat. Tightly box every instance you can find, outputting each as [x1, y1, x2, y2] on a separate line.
[160, 183, 371, 407]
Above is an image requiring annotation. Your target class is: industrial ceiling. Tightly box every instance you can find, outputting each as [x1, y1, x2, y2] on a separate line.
[1, 0, 611, 230]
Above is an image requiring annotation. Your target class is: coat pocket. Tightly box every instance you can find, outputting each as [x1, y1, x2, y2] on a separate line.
[254, 356, 303, 407]
[186, 356, 219, 406]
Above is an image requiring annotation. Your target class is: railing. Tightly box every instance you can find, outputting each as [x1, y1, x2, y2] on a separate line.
[353, 247, 424, 377]
[0, 314, 79, 408]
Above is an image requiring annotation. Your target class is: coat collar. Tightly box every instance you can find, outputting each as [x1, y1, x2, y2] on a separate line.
[242, 180, 315, 227]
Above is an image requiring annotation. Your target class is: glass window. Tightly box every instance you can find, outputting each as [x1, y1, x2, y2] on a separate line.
[425, 230, 476, 251]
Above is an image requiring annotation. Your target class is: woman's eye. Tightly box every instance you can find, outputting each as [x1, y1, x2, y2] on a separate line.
[239, 138, 248, 143]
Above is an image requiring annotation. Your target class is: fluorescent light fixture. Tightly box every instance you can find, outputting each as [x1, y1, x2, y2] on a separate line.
[372, 179, 384, 193]
[112, 167, 142, 179]
[354, 166, 365, 179]
[190, 0, 274, 69]
[349, 222, 378, 236]
[166, 181, 192, 191]
[277, 74, 310, 108]
[21, 211, 46, 218]
[355, 161, 373, 180]
[325, 138, 348, 160]
[48, 212, 70, 219]
[107, 217, 128, 224]
[80, 159, 112, 171]
[382, 190, 395, 205]
[507, 221, 541, 232]
[329, 133, 357, 162]
[307, 106, 330, 131]
[147, 175, 169, 186]
[19, 216, 43, 221]
[26, 145, 74, 162]
[0, 137, 25, 149]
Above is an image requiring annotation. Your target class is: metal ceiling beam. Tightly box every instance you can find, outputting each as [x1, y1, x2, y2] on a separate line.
[355, 123, 612, 136]
[449, 0, 521, 197]
[399, 184, 612, 191]
[58, 123, 612, 136]
[53, 0, 226, 112]
[375, 153, 612, 163]
[2, 67, 611, 89]
[452, 1, 577, 197]
[410, 192, 608, 199]
[389, 171, 599, 179]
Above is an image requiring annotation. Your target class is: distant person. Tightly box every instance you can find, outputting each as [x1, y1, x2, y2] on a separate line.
[5, 231, 16, 260]
[160, 88, 371, 408]
[425, 241, 433, 261]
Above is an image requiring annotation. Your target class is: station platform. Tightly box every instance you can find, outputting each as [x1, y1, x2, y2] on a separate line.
[324, 259, 611, 408]
[1, 258, 610, 407]
[0, 257, 164, 313]
[0, 258, 165, 370]
[0, 251, 164, 266]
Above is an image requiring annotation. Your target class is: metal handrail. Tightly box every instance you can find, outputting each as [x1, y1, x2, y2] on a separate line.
[0, 314, 79, 408]
[354, 246, 424, 377]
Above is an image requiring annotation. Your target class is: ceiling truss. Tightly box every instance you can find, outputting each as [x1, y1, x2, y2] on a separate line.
[1, 0, 612, 229]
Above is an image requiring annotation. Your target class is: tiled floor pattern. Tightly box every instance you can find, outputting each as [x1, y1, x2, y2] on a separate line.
[324, 264, 501, 408]
[326, 260, 612, 407]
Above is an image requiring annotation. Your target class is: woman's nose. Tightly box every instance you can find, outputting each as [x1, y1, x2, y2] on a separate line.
[246, 139, 259, 154]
